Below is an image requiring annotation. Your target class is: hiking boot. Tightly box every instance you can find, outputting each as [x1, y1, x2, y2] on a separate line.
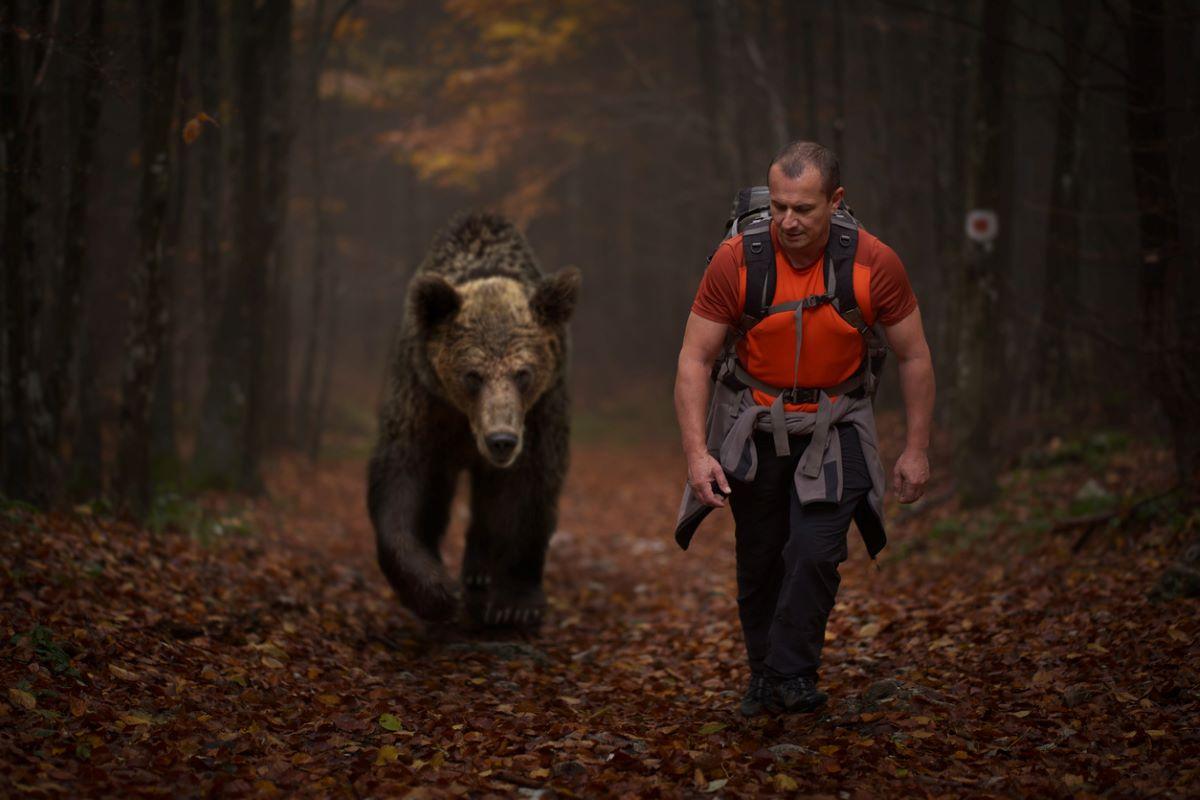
[775, 675, 828, 713]
[739, 674, 779, 717]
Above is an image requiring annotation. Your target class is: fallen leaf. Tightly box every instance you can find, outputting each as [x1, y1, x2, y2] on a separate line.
[775, 774, 798, 790]
[375, 745, 400, 765]
[108, 663, 138, 681]
[379, 713, 403, 731]
[8, 688, 36, 710]
[698, 722, 727, 735]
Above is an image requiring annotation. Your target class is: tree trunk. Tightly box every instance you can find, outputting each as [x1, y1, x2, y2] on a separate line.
[927, 0, 968, 427]
[691, 0, 741, 185]
[1, 0, 31, 500]
[951, 0, 1013, 506]
[196, 0, 223, 359]
[47, 0, 105, 463]
[831, 0, 847, 158]
[1, 0, 59, 504]
[151, 76, 190, 487]
[782, 1, 818, 141]
[296, 92, 328, 447]
[1125, 0, 1200, 489]
[71, 323, 103, 497]
[193, 0, 292, 491]
[115, 0, 185, 514]
[309, 252, 341, 461]
[1029, 0, 1088, 418]
[258, 0, 295, 452]
[195, 0, 259, 490]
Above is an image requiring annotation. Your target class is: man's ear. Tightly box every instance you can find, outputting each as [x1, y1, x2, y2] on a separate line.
[530, 267, 581, 327]
[410, 274, 461, 333]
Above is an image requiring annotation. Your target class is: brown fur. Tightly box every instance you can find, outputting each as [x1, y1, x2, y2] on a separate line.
[368, 213, 578, 630]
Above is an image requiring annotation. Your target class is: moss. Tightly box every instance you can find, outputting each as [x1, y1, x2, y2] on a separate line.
[145, 491, 255, 546]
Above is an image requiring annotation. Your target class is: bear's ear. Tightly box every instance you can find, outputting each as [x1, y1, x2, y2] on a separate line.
[411, 274, 461, 333]
[530, 267, 581, 327]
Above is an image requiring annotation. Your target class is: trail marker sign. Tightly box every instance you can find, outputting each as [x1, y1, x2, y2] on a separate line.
[965, 209, 999, 244]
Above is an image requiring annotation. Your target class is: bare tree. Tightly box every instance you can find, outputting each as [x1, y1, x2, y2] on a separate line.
[951, 0, 1014, 506]
[193, 0, 293, 491]
[196, 0, 224, 357]
[1125, 0, 1200, 488]
[115, 0, 186, 514]
[2, 0, 61, 504]
[1029, 0, 1089, 416]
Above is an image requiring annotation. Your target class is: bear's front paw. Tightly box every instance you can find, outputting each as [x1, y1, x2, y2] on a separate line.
[472, 588, 546, 632]
[405, 573, 461, 623]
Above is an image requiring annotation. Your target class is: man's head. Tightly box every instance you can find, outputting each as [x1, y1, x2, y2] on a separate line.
[767, 141, 844, 263]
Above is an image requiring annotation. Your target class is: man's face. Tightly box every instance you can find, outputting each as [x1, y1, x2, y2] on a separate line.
[768, 163, 844, 260]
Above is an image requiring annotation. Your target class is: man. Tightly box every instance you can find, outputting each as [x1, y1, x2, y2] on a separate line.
[673, 141, 935, 716]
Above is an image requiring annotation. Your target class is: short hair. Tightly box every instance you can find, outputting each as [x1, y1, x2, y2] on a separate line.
[769, 140, 840, 198]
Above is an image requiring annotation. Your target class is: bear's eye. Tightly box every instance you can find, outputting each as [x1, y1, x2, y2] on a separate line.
[464, 371, 484, 395]
[514, 368, 532, 392]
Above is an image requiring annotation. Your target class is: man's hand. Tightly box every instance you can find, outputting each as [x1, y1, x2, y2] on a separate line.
[883, 307, 935, 506]
[892, 448, 929, 504]
[688, 451, 731, 508]
[675, 313, 734, 509]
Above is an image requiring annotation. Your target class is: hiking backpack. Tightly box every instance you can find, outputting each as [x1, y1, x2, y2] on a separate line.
[711, 185, 889, 402]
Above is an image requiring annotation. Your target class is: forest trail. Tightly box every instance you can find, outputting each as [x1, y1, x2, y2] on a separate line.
[2, 427, 1197, 798]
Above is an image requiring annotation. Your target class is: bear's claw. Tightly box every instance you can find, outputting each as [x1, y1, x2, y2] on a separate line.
[480, 603, 543, 629]
[463, 573, 491, 590]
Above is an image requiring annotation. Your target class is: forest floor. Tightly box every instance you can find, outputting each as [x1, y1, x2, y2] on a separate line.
[2, 414, 1198, 798]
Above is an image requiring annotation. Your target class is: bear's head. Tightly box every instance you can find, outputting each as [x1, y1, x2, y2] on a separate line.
[410, 268, 580, 468]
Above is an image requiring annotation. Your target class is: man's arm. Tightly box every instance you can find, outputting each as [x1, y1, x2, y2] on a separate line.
[882, 306, 935, 503]
[674, 312, 733, 508]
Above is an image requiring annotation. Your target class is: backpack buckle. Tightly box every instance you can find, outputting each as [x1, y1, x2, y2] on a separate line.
[801, 294, 833, 310]
[782, 387, 819, 404]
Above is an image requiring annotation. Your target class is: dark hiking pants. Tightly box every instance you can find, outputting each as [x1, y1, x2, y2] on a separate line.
[728, 423, 873, 680]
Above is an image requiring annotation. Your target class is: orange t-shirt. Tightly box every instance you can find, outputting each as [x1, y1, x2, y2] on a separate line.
[691, 222, 917, 409]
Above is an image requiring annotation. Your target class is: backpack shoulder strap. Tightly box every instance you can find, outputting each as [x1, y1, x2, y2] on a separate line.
[827, 207, 860, 318]
[740, 219, 775, 331]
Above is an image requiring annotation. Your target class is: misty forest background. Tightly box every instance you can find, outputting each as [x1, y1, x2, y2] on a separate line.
[3, 0, 1199, 514]
[3, 1, 1200, 797]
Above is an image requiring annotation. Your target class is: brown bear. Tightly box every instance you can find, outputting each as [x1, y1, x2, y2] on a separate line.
[368, 212, 579, 631]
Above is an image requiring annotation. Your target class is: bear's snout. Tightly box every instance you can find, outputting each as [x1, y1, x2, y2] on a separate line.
[485, 431, 520, 463]
[475, 378, 525, 467]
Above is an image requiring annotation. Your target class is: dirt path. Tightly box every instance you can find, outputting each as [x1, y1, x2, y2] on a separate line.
[2, 435, 1196, 797]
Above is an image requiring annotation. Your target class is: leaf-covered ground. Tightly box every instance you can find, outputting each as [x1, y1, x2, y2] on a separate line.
[2, 422, 1198, 798]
